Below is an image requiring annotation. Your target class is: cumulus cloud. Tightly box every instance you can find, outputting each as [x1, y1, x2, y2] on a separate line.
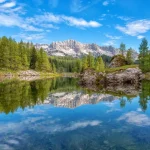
[116, 20, 150, 36]
[62, 16, 101, 28]
[117, 111, 150, 126]
[0, 1, 16, 8]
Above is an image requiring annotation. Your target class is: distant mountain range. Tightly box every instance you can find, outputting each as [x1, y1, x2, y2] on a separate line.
[35, 39, 138, 59]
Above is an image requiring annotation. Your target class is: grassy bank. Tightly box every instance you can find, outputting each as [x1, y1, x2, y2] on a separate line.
[105, 65, 138, 73]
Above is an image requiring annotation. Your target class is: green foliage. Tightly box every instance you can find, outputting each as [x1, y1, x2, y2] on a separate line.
[0, 36, 52, 72]
[110, 54, 127, 67]
[105, 65, 138, 73]
[36, 48, 51, 71]
[139, 38, 150, 73]
[126, 48, 133, 65]
[50, 56, 83, 73]
[95, 56, 105, 72]
[120, 43, 126, 55]
[87, 52, 95, 68]
[0, 78, 80, 114]
[101, 54, 112, 67]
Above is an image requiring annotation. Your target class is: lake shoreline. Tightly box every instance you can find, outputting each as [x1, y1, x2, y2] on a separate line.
[0, 70, 61, 82]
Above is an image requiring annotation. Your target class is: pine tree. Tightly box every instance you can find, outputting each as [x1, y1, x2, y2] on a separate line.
[96, 56, 105, 72]
[120, 43, 126, 56]
[30, 47, 37, 69]
[36, 48, 51, 71]
[126, 48, 133, 65]
[87, 52, 95, 68]
[139, 38, 149, 72]
[0, 36, 10, 69]
[82, 56, 88, 70]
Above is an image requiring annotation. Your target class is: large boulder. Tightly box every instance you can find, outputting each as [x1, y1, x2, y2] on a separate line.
[80, 68, 105, 86]
[106, 68, 143, 85]
[80, 68, 143, 88]
[109, 55, 127, 68]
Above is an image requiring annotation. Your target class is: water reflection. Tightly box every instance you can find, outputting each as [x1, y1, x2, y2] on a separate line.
[0, 78, 150, 149]
[1, 78, 150, 113]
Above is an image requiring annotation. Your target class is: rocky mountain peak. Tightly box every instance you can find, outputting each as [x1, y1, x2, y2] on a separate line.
[35, 39, 138, 59]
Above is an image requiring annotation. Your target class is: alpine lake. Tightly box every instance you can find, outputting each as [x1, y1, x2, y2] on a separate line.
[0, 77, 150, 150]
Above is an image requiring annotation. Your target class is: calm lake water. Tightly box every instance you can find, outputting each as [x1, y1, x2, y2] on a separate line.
[0, 78, 150, 150]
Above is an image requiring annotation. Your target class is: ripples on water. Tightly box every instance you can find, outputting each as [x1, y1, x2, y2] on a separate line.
[0, 78, 150, 150]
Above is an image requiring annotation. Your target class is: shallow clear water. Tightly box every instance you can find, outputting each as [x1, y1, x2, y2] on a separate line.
[0, 78, 150, 150]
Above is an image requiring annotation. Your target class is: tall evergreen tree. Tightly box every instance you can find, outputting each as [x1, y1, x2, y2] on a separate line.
[120, 43, 126, 56]
[87, 52, 95, 68]
[95, 56, 105, 72]
[126, 48, 133, 65]
[30, 47, 37, 69]
[139, 38, 149, 72]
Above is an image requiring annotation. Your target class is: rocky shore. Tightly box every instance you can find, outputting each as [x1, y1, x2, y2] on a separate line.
[79, 68, 144, 96]
[0, 70, 60, 82]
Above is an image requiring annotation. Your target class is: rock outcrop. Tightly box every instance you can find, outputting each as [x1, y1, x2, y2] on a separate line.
[109, 55, 127, 68]
[80, 68, 143, 87]
[106, 68, 143, 85]
[80, 68, 143, 96]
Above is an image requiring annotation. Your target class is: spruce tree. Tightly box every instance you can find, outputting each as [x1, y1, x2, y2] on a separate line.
[139, 38, 149, 72]
[120, 43, 126, 56]
[30, 47, 37, 69]
[96, 56, 105, 72]
[126, 48, 133, 65]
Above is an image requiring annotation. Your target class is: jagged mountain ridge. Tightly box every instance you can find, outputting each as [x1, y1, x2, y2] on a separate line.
[35, 39, 138, 58]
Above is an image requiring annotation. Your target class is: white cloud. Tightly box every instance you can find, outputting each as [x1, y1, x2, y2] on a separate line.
[62, 16, 101, 28]
[0, 13, 43, 32]
[27, 13, 101, 28]
[103, 40, 115, 46]
[137, 35, 144, 40]
[117, 111, 150, 126]
[103, 1, 109, 6]
[105, 34, 121, 40]
[0, 0, 6, 3]
[65, 120, 101, 131]
[0, 1, 16, 8]
[13, 33, 45, 41]
[117, 16, 131, 21]
[116, 20, 150, 36]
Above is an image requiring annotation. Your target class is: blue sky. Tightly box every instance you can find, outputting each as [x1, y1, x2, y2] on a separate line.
[0, 0, 150, 51]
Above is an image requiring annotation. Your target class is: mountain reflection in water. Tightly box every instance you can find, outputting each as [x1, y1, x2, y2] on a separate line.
[0, 78, 149, 113]
[0, 78, 150, 150]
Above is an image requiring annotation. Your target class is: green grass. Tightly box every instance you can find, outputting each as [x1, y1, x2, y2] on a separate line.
[105, 65, 138, 73]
